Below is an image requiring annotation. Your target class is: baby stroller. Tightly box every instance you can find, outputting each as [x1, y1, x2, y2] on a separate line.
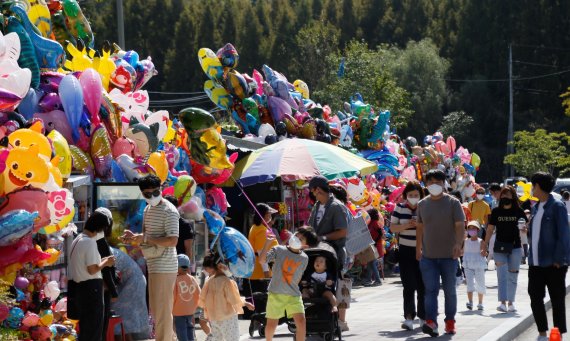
[248, 284, 296, 337]
[295, 242, 343, 341]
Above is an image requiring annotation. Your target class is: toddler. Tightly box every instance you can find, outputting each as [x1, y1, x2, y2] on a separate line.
[463, 221, 487, 310]
[301, 256, 337, 312]
[173, 254, 201, 341]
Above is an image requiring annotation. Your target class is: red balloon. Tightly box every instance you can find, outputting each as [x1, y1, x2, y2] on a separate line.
[0, 186, 50, 231]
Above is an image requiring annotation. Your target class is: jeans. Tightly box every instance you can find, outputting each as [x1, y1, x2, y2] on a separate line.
[494, 248, 522, 302]
[529, 266, 568, 333]
[366, 259, 381, 283]
[399, 245, 425, 320]
[420, 257, 457, 323]
[174, 315, 195, 341]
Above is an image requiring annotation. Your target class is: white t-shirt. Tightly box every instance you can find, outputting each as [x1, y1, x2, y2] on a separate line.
[532, 203, 545, 266]
[315, 205, 326, 226]
[68, 233, 102, 282]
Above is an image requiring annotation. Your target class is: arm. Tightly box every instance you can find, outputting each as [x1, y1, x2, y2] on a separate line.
[322, 229, 347, 241]
[184, 239, 193, 259]
[483, 224, 495, 253]
[87, 256, 114, 275]
[453, 221, 465, 259]
[554, 203, 570, 267]
[148, 210, 180, 247]
[416, 222, 423, 261]
[322, 205, 348, 241]
[147, 236, 178, 247]
[258, 237, 277, 265]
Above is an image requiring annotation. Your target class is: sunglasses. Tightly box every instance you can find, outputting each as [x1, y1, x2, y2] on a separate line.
[142, 189, 161, 199]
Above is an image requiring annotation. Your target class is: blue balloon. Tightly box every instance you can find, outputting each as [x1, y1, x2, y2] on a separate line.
[18, 89, 41, 120]
[79, 107, 91, 137]
[110, 160, 127, 182]
[194, 186, 206, 208]
[175, 147, 192, 174]
[217, 226, 255, 278]
[203, 210, 224, 235]
[59, 74, 84, 142]
[0, 210, 38, 246]
[6, 307, 24, 329]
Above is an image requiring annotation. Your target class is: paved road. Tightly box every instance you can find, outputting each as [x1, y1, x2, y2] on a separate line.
[514, 295, 570, 341]
[157, 261, 570, 341]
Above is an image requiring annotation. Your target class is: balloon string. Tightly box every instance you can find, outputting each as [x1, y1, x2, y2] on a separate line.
[230, 174, 272, 229]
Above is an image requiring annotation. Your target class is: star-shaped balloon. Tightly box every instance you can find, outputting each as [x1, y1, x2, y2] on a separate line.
[517, 181, 538, 202]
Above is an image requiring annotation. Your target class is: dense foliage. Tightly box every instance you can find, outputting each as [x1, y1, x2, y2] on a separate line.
[82, 0, 570, 181]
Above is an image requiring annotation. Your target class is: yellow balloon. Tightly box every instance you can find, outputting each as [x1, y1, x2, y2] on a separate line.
[293, 79, 310, 99]
[0, 271, 17, 284]
[27, 0, 52, 38]
[147, 151, 169, 183]
[64, 41, 93, 71]
[162, 120, 176, 143]
[471, 152, 481, 168]
[39, 313, 53, 326]
[93, 43, 117, 91]
[48, 130, 72, 178]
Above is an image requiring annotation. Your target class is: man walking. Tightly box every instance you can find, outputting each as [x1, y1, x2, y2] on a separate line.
[528, 172, 570, 341]
[416, 169, 465, 336]
[121, 175, 180, 341]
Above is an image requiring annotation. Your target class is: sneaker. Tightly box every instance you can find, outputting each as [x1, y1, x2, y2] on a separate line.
[339, 320, 349, 332]
[372, 280, 382, 286]
[401, 319, 414, 331]
[508, 304, 516, 312]
[497, 304, 508, 312]
[419, 319, 426, 328]
[422, 320, 439, 337]
[363, 281, 375, 287]
[466, 302, 473, 310]
[477, 304, 484, 310]
[445, 320, 456, 335]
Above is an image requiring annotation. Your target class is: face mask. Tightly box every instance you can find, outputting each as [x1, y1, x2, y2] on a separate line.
[95, 231, 105, 241]
[476, 194, 485, 200]
[500, 198, 512, 207]
[427, 184, 443, 197]
[467, 229, 478, 237]
[407, 197, 419, 206]
[288, 235, 302, 250]
[145, 195, 162, 206]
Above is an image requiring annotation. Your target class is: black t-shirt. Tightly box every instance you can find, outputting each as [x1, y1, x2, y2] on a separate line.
[489, 206, 527, 248]
[176, 217, 195, 255]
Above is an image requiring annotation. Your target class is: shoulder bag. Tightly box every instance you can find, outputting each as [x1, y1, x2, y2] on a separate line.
[140, 212, 166, 259]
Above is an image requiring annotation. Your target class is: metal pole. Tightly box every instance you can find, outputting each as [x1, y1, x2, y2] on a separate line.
[117, 0, 125, 48]
[506, 44, 514, 177]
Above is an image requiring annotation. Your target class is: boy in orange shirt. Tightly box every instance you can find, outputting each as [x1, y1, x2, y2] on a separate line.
[173, 254, 201, 341]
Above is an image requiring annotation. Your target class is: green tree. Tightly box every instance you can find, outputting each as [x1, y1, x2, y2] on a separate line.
[504, 129, 570, 177]
[561, 87, 570, 117]
[315, 41, 413, 129]
[384, 39, 450, 137]
[438, 111, 474, 141]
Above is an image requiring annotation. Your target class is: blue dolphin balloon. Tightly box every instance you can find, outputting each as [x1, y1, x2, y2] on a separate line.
[217, 226, 255, 278]
[0, 210, 38, 247]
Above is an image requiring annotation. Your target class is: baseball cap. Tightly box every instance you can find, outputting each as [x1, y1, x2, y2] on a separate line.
[309, 175, 329, 190]
[177, 254, 190, 268]
[467, 220, 481, 229]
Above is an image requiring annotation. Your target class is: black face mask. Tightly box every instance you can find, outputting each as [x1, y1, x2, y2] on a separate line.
[500, 198, 513, 207]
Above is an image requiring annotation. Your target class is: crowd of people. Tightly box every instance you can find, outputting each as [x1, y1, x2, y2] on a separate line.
[66, 171, 570, 341]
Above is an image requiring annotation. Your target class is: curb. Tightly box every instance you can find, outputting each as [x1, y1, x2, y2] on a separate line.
[478, 284, 570, 341]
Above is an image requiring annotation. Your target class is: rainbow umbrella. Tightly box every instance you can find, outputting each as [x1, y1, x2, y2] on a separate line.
[237, 138, 378, 186]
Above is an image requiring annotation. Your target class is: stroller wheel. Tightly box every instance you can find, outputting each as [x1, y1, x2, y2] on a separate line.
[287, 322, 297, 333]
[259, 324, 266, 337]
[323, 332, 334, 341]
[248, 322, 255, 337]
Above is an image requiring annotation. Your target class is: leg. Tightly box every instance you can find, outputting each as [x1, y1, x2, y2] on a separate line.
[265, 319, 279, 341]
[440, 259, 458, 322]
[323, 291, 338, 312]
[371, 258, 382, 282]
[399, 247, 417, 319]
[419, 257, 440, 323]
[528, 266, 548, 334]
[475, 268, 486, 300]
[174, 316, 188, 341]
[488, 233, 496, 262]
[78, 280, 105, 341]
[102, 289, 111, 341]
[546, 266, 568, 333]
[494, 252, 508, 304]
[209, 320, 225, 341]
[148, 273, 177, 341]
[465, 268, 476, 299]
[292, 313, 306, 341]
[187, 316, 196, 341]
[416, 258, 426, 320]
[199, 317, 211, 335]
[219, 315, 240, 341]
[507, 249, 522, 303]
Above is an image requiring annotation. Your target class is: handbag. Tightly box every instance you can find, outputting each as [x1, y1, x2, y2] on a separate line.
[140, 213, 166, 259]
[493, 240, 514, 254]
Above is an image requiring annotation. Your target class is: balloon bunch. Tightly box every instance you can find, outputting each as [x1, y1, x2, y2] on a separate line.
[198, 43, 352, 145]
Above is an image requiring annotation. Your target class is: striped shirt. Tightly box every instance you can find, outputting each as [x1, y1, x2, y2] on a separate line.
[143, 199, 180, 274]
[390, 202, 417, 248]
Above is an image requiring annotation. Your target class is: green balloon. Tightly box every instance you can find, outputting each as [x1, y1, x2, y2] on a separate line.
[179, 107, 216, 132]
[242, 98, 259, 122]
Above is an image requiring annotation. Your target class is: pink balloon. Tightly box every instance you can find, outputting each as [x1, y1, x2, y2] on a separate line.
[162, 186, 174, 196]
[22, 312, 40, 327]
[446, 136, 456, 156]
[0, 187, 50, 231]
[80, 68, 103, 127]
[252, 69, 264, 95]
[388, 186, 405, 203]
[0, 304, 9, 321]
[34, 110, 73, 143]
[112, 136, 137, 159]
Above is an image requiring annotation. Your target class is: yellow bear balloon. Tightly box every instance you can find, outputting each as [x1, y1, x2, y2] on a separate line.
[3, 145, 50, 193]
[293, 79, 310, 99]
[8, 121, 52, 160]
[147, 151, 169, 183]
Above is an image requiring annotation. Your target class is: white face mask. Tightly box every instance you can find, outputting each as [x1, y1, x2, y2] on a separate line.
[145, 195, 162, 206]
[427, 184, 443, 197]
[476, 194, 485, 200]
[407, 197, 419, 206]
[95, 231, 105, 241]
[288, 235, 302, 250]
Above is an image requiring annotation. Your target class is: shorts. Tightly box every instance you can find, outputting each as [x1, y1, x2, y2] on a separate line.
[266, 293, 304, 319]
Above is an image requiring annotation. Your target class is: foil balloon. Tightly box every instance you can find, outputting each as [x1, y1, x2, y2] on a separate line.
[46, 189, 74, 226]
[34, 246, 60, 266]
[110, 59, 136, 93]
[204, 79, 232, 110]
[6, 18, 41, 89]
[110, 159, 127, 182]
[206, 186, 228, 215]
[217, 226, 254, 278]
[0, 187, 50, 231]
[63, 39, 92, 71]
[124, 122, 159, 158]
[144, 110, 169, 141]
[3, 145, 50, 193]
[0, 210, 38, 246]
[51, 10, 75, 47]
[0, 66, 31, 105]
[44, 281, 61, 302]
[174, 175, 197, 205]
[17, 88, 40, 120]
[22, 312, 40, 328]
[79, 68, 103, 126]
[5, 307, 24, 329]
[100, 90, 122, 141]
[34, 110, 73, 143]
[38, 71, 63, 94]
[116, 154, 154, 182]
[147, 151, 168, 183]
[90, 125, 113, 178]
[47, 130, 72, 178]
[203, 209, 225, 235]
[134, 56, 157, 91]
[58, 74, 83, 142]
[108, 88, 149, 131]
[216, 43, 239, 69]
[178, 196, 204, 221]
[197, 47, 223, 82]
[38, 92, 62, 112]
[112, 136, 137, 159]
[62, 0, 94, 47]
[267, 96, 292, 123]
[223, 69, 248, 100]
[8, 121, 52, 159]
[26, 0, 53, 38]
[69, 144, 94, 178]
[92, 41, 117, 91]
[0, 304, 8, 322]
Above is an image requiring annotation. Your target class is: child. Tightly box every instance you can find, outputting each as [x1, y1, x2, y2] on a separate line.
[260, 233, 309, 341]
[463, 221, 487, 310]
[301, 256, 338, 312]
[198, 252, 254, 341]
[173, 254, 201, 341]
